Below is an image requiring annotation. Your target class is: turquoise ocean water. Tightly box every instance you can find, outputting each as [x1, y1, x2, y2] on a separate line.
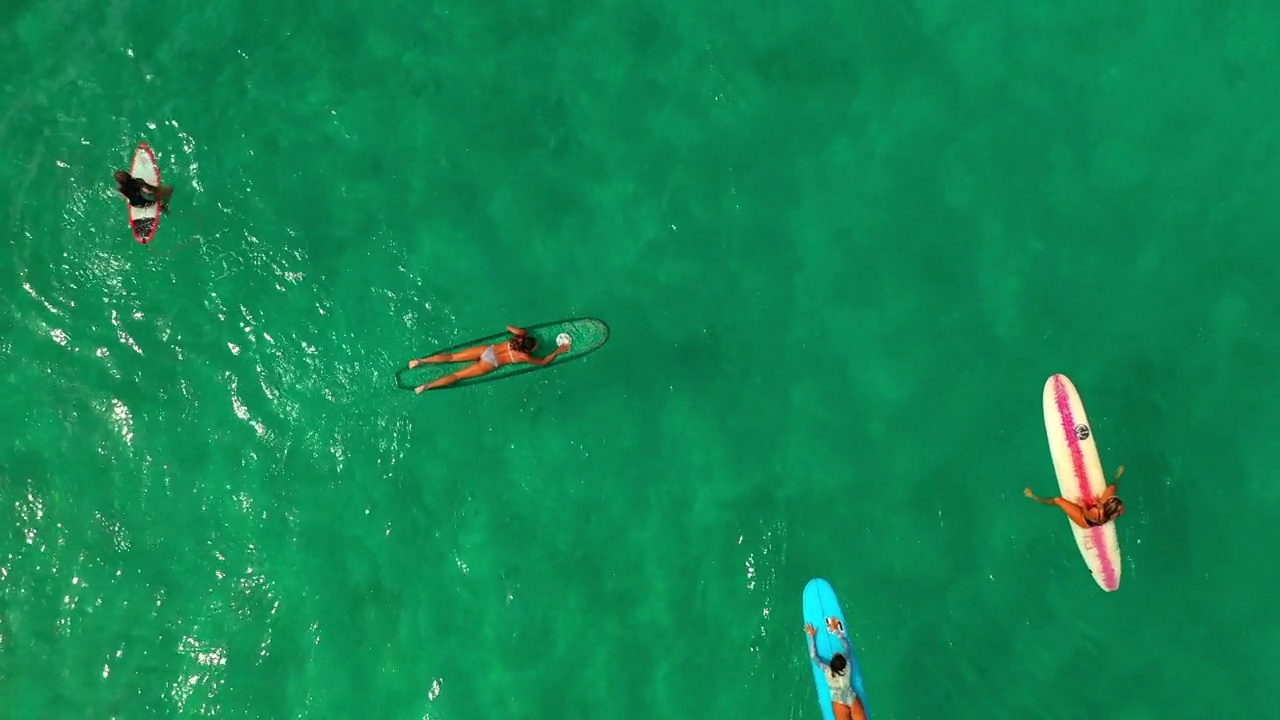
[3, 0, 1279, 717]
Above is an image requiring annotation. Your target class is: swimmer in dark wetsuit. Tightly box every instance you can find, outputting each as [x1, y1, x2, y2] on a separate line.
[114, 171, 174, 213]
[1025, 465, 1126, 528]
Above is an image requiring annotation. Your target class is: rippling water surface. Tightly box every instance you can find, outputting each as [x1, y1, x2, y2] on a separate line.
[4, 0, 1280, 717]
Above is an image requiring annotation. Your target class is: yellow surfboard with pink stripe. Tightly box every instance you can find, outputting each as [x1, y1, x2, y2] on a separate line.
[1042, 373, 1122, 592]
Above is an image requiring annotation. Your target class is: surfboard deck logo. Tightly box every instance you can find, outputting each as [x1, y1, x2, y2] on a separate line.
[128, 142, 161, 244]
[394, 317, 610, 391]
[801, 578, 871, 720]
[1042, 373, 1122, 591]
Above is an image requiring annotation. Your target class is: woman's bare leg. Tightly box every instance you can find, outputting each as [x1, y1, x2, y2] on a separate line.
[415, 361, 495, 393]
[410, 346, 488, 368]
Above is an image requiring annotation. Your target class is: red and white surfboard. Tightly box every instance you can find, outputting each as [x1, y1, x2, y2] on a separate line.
[128, 142, 161, 244]
[1042, 373, 1122, 591]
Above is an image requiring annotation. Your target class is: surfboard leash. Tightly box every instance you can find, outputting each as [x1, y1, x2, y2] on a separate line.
[146, 207, 208, 256]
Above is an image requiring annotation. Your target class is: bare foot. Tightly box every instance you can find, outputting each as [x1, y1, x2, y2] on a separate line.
[409, 359, 422, 369]
[415, 384, 428, 394]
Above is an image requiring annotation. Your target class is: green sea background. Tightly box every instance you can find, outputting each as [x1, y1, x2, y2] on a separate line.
[2, 0, 1279, 717]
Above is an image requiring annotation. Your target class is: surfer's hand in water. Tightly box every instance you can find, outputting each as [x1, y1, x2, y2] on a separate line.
[1024, 488, 1056, 506]
[1114, 465, 1125, 482]
[1024, 488, 1048, 502]
[804, 623, 816, 637]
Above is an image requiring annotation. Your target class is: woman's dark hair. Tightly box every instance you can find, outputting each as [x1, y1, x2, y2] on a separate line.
[114, 171, 131, 183]
[830, 653, 847, 676]
[1103, 497, 1124, 519]
[510, 334, 537, 352]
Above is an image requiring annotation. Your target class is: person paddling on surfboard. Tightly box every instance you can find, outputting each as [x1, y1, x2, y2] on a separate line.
[406, 325, 570, 393]
[804, 619, 868, 720]
[114, 170, 174, 214]
[1025, 465, 1126, 528]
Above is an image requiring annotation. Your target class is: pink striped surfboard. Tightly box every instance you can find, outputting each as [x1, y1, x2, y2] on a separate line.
[1042, 374, 1122, 592]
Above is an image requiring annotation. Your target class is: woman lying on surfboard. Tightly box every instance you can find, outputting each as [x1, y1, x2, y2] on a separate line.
[114, 171, 174, 213]
[805, 619, 868, 720]
[1025, 465, 1126, 528]
[406, 325, 570, 393]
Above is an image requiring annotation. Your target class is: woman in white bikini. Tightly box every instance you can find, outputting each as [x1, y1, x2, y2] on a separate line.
[406, 325, 569, 393]
[805, 618, 868, 720]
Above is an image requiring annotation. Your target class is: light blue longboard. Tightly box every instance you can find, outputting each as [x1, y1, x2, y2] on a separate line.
[802, 578, 870, 720]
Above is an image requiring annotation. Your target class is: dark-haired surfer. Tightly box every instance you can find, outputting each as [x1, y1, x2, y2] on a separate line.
[805, 619, 867, 720]
[114, 171, 173, 213]
[406, 325, 570, 393]
[1025, 465, 1126, 528]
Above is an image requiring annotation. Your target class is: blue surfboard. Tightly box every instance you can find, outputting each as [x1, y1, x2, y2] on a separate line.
[802, 578, 870, 720]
